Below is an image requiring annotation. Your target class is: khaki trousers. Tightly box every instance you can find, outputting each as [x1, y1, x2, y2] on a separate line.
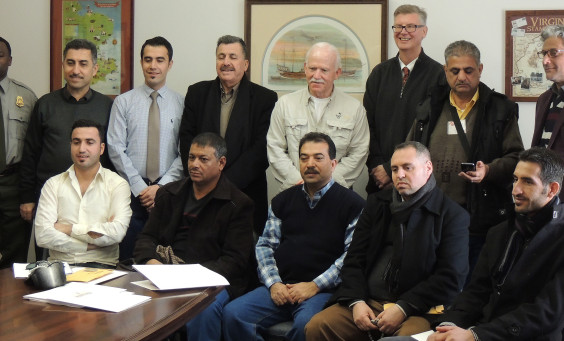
[305, 300, 430, 341]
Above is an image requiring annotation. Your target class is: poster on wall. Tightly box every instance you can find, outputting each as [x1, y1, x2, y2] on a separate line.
[505, 10, 564, 102]
[50, 0, 133, 97]
[245, 0, 387, 94]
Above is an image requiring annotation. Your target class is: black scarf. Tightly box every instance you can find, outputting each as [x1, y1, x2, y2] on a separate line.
[384, 175, 437, 294]
[493, 197, 559, 288]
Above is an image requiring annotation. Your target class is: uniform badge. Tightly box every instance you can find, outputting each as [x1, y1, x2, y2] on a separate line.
[16, 96, 24, 107]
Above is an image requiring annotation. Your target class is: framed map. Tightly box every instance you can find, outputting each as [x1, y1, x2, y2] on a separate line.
[245, 0, 387, 94]
[505, 10, 564, 102]
[50, 0, 133, 97]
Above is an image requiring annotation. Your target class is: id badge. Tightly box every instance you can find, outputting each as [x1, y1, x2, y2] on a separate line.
[447, 119, 466, 135]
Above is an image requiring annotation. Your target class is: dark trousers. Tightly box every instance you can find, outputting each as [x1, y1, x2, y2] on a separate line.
[119, 194, 148, 261]
[0, 172, 31, 268]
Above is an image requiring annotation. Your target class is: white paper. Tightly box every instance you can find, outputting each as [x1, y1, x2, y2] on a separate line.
[511, 17, 527, 28]
[511, 28, 525, 37]
[23, 282, 150, 313]
[411, 330, 434, 341]
[133, 264, 229, 290]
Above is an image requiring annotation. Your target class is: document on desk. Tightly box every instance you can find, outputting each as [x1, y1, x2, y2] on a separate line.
[23, 282, 151, 312]
[133, 264, 229, 290]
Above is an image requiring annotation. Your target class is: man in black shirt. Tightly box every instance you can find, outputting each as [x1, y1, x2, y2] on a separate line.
[134, 132, 254, 341]
[20, 39, 112, 223]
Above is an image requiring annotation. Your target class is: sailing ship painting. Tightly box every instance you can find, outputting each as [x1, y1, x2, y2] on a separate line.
[263, 16, 369, 92]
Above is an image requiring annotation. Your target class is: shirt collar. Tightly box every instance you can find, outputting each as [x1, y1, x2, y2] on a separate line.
[142, 83, 168, 98]
[305, 86, 336, 105]
[301, 178, 335, 209]
[399, 57, 418, 73]
[0, 77, 9, 93]
[66, 163, 105, 182]
[62, 85, 93, 102]
[220, 81, 240, 95]
[449, 88, 480, 120]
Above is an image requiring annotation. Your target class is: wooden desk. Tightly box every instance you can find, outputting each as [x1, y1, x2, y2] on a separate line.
[0, 268, 223, 340]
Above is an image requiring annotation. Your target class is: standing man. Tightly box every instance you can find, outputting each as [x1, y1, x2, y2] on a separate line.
[108, 36, 184, 260]
[409, 40, 524, 277]
[306, 142, 469, 340]
[35, 119, 131, 268]
[224, 133, 365, 341]
[179, 35, 277, 236]
[364, 4, 444, 193]
[0, 37, 37, 268]
[532, 25, 564, 200]
[20, 39, 113, 224]
[134, 133, 254, 341]
[267, 42, 369, 193]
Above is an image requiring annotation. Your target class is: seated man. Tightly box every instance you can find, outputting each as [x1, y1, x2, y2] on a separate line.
[223, 132, 366, 341]
[133, 132, 254, 341]
[306, 141, 469, 340]
[389, 147, 564, 341]
[34, 119, 132, 268]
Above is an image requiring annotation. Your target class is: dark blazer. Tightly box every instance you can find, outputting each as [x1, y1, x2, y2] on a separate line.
[532, 88, 564, 156]
[179, 75, 277, 235]
[330, 186, 469, 316]
[435, 203, 564, 340]
[133, 175, 255, 298]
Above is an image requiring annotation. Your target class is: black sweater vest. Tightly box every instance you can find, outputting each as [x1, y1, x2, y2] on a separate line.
[271, 183, 365, 285]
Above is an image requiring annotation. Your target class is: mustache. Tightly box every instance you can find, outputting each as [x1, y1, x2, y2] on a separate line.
[220, 66, 235, 71]
[304, 169, 319, 174]
[309, 78, 325, 84]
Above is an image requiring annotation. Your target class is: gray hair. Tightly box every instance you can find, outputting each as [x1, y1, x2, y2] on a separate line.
[541, 25, 564, 43]
[444, 40, 481, 66]
[216, 35, 248, 59]
[394, 4, 427, 25]
[305, 42, 342, 70]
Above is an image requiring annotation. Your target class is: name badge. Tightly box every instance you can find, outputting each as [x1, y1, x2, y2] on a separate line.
[447, 119, 466, 135]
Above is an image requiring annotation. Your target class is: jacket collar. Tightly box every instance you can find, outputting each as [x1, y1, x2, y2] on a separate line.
[164, 173, 233, 201]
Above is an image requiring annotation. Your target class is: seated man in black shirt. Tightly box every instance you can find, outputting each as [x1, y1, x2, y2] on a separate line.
[134, 132, 254, 341]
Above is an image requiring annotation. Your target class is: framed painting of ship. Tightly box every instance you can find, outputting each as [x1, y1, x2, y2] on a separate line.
[50, 0, 133, 97]
[245, 0, 387, 94]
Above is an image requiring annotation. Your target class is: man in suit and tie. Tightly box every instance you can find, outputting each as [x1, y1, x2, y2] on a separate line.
[179, 35, 278, 236]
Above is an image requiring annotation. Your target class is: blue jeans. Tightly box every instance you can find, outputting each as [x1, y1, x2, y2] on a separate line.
[185, 288, 230, 341]
[223, 285, 332, 341]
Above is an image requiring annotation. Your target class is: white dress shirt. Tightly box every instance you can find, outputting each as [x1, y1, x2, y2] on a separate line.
[34, 164, 132, 266]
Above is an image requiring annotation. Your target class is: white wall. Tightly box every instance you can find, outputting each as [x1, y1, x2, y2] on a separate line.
[1, 0, 561, 199]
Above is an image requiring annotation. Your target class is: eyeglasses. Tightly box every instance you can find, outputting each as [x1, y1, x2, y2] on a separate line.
[537, 49, 564, 59]
[392, 24, 425, 33]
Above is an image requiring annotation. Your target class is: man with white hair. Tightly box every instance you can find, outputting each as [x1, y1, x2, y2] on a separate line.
[267, 42, 369, 192]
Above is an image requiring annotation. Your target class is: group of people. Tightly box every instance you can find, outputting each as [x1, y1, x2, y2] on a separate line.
[1, 2, 564, 340]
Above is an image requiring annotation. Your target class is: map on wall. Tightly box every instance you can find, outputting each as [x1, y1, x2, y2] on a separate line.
[506, 10, 564, 102]
[61, 1, 122, 95]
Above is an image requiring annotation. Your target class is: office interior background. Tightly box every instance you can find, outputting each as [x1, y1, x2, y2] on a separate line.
[0, 0, 560, 199]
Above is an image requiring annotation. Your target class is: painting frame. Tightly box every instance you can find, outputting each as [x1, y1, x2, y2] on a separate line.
[50, 0, 134, 97]
[505, 10, 564, 102]
[245, 0, 387, 94]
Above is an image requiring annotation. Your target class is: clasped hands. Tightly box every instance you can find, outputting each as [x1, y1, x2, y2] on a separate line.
[352, 301, 405, 336]
[269, 281, 319, 306]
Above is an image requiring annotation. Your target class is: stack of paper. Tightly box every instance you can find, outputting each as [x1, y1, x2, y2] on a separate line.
[133, 264, 229, 291]
[23, 282, 151, 312]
